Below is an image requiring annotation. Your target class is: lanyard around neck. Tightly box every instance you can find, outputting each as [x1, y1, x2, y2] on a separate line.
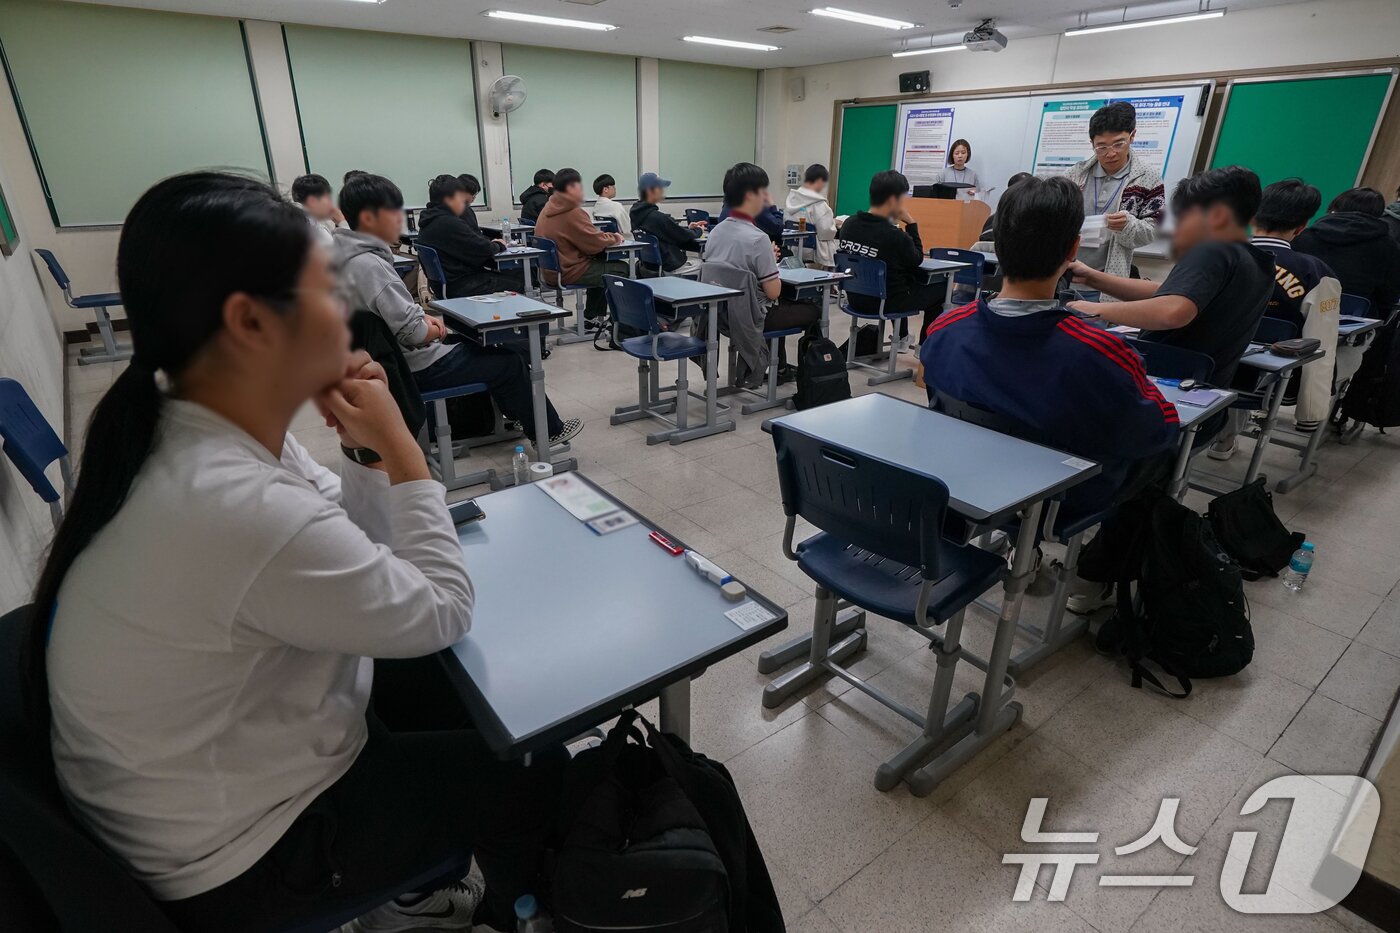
[1093, 172, 1129, 214]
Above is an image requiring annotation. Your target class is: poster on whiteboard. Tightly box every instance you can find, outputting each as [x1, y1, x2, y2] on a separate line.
[897, 106, 956, 184]
[1031, 95, 1185, 176]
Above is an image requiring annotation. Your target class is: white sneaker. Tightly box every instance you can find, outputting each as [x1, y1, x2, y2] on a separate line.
[353, 877, 484, 932]
[1207, 439, 1236, 461]
[1066, 582, 1115, 615]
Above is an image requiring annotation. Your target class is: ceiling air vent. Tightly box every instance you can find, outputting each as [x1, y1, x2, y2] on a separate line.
[758, 25, 799, 34]
[561, 0, 609, 5]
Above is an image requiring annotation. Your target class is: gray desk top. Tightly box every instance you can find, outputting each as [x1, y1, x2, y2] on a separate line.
[1339, 317, 1382, 338]
[780, 268, 850, 287]
[430, 294, 568, 329]
[400, 229, 419, 239]
[920, 258, 974, 274]
[1240, 343, 1327, 373]
[781, 228, 816, 239]
[497, 246, 545, 259]
[1152, 379, 1237, 428]
[639, 276, 743, 306]
[443, 480, 788, 756]
[607, 240, 649, 252]
[768, 393, 1100, 523]
[391, 254, 416, 267]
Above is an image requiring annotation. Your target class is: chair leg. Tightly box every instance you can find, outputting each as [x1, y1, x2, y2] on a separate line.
[867, 318, 913, 385]
[426, 398, 494, 490]
[1007, 533, 1090, 676]
[762, 587, 866, 708]
[611, 361, 655, 425]
[672, 358, 691, 434]
[741, 334, 791, 415]
[77, 306, 134, 365]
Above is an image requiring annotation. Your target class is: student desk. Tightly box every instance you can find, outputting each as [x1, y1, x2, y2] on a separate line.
[1233, 342, 1327, 486]
[615, 276, 742, 444]
[391, 254, 417, 276]
[1272, 316, 1382, 493]
[442, 479, 788, 755]
[493, 245, 546, 299]
[430, 294, 577, 482]
[606, 239, 650, 279]
[1151, 379, 1238, 499]
[919, 257, 974, 314]
[762, 394, 1099, 793]
[780, 227, 817, 264]
[779, 267, 851, 338]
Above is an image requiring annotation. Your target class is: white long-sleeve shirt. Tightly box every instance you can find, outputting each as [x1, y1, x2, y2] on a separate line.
[47, 399, 474, 900]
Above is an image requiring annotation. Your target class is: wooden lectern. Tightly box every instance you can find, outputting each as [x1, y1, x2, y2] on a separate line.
[905, 198, 991, 250]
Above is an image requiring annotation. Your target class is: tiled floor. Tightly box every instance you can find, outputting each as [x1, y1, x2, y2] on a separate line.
[64, 316, 1398, 932]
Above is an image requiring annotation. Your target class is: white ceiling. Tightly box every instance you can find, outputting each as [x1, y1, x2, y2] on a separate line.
[74, 0, 1314, 68]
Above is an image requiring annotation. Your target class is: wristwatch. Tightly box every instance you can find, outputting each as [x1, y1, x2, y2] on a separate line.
[341, 445, 382, 466]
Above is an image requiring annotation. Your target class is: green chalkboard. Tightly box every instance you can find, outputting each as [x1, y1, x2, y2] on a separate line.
[835, 104, 897, 217]
[1210, 72, 1395, 223]
[0, 181, 16, 256]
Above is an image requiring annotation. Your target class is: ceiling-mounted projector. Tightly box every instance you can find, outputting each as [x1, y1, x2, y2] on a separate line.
[963, 20, 1007, 52]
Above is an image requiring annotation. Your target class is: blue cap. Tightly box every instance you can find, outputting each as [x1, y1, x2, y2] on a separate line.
[639, 172, 672, 190]
[515, 895, 538, 919]
[1301, 541, 1314, 551]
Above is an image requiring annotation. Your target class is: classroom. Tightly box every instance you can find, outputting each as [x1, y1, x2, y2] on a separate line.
[3, 0, 1400, 930]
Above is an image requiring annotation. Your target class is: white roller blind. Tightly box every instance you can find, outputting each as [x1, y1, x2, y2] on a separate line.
[501, 45, 638, 204]
[658, 61, 758, 197]
[0, 0, 269, 227]
[284, 25, 484, 208]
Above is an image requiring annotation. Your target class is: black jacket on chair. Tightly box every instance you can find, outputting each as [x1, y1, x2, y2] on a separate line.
[630, 201, 702, 273]
[415, 204, 507, 299]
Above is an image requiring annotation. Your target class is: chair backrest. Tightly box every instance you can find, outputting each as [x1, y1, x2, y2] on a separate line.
[684, 209, 711, 226]
[635, 231, 665, 267]
[930, 390, 1055, 450]
[834, 252, 887, 300]
[783, 220, 817, 248]
[772, 423, 950, 580]
[0, 378, 66, 506]
[604, 275, 660, 336]
[593, 218, 619, 234]
[1254, 316, 1298, 344]
[32, 249, 71, 292]
[416, 244, 447, 299]
[1125, 338, 1215, 383]
[1340, 293, 1371, 318]
[530, 235, 562, 274]
[928, 247, 985, 289]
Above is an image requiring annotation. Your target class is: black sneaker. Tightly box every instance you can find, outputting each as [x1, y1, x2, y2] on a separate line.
[549, 418, 584, 447]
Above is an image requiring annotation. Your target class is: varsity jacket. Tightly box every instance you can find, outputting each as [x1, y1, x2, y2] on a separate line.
[1062, 152, 1165, 287]
[630, 201, 702, 273]
[920, 298, 1179, 515]
[1253, 236, 1342, 425]
[836, 211, 925, 314]
[414, 203, 506, 298]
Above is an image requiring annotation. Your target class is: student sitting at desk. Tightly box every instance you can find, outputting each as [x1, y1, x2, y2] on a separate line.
[291, 173, 346, 250]
[335, 173, 582, 448]
[518, 169, 554, 223]
[1294, 187, 1400, 314]
[838, 169, 947, 349]
[416, 174, 521, 298]
[457, 172, 485, 232]
[1069, 166, 1273, 389]
[919, 175, 1178, 518]
[784, 163, 840, 268]
[591, 174, 631, 237]
[630, 171, 705, 277]
[32, 171, 564, 933]
[533, 167, 626, 327]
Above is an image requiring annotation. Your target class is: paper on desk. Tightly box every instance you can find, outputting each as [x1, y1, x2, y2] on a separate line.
[538, 472, 619, 521]
[1080, 214, 1107, 248]
[726, 601, 777, 631]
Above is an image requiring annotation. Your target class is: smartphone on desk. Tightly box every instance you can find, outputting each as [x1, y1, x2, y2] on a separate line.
[449, 499, 485, 525]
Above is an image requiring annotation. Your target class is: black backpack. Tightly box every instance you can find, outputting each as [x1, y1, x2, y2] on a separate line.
[1341, 313, 1400, 429]
[837, 323, 880, 360]
[1207, 477, 1304, 580]
[1080, 490, 1253, 697]
[554, 712, 784, 933]
[794, 330, 851, 411]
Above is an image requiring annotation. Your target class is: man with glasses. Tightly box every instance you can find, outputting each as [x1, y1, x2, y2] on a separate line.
[1062, 101, 1165, 293]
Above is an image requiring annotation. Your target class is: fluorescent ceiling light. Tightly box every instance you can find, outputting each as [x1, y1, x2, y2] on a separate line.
[682, 36, 781, 51]
[811, 7, 917, 29]
[892, 44, 965, 58]
[483, 10, 617, 31]
[1065, 9, 1225, 36]
[337, 0, 386, 4]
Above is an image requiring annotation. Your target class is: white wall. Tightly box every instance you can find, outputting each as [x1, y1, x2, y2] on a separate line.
[0, 151, 65, 613]
[757, 0, 1400, 201]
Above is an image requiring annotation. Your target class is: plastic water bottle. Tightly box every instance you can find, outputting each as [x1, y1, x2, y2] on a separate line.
[501, 217, 513, 243]
[515, 894, 552, 933]
[1282, 541, 1315, 591]
[511, 445, 530, 487]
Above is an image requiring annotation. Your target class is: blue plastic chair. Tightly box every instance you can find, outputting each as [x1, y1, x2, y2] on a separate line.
[764, 422, 1006, 793]
[1340, 293, 1371, 318]
[927, 247, 986, 303]
[684, 209, 712, 227]
[593, 218, 619, 234]
[605, 276, 710, 441]
[417, 244, 447, 300]
[833, 251, 916, 385]
[1126, 339, 1215, 383]
[33, 249, 132, 365]
[0, 378, 71, 527]
[529, 235, 591, 337]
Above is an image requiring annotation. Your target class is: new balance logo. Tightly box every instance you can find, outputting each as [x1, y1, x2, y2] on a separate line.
[621, 888, 648, 899]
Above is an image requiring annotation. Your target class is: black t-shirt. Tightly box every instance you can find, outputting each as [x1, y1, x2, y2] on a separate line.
[1145, 240, 1274, 385]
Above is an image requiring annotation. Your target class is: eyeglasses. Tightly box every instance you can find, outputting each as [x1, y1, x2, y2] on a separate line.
[1093, 140, 1132, 154]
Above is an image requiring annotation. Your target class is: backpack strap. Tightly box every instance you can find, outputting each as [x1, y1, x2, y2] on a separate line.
[1129, 659, 1192, 699]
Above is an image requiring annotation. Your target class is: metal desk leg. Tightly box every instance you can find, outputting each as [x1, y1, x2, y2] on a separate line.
[1244, 379, 1286, 485]
[820, 285, 832, 338]
[521, 257, 535, 299]
[626, 252, 638, 279]
[499, 322, 575, 486]
[1276, 393, 1338, 494]
[668, 301, 736, 445]
[659, 679, 691, 743]
[906, 499, 1039, 796]
[1167, 428, 1198, 501]
[943, 271, 956, 314]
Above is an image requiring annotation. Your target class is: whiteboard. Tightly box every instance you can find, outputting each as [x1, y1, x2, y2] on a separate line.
[893, 81, 1214, 211]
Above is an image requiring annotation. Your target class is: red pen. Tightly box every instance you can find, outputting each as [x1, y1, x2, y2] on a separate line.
[649, 531, 684, 555]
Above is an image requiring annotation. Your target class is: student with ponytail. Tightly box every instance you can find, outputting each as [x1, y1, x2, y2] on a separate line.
[26, 172, 561, 932]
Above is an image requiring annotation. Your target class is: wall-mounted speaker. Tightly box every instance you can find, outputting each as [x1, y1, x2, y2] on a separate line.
[899, 70, 930, 93]
[789, 77, 806, 102]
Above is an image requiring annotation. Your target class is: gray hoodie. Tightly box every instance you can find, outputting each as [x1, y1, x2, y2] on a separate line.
[333, 228, 451, 373]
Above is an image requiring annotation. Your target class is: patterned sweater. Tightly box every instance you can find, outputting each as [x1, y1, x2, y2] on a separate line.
[1062, 152, 1165, 287]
